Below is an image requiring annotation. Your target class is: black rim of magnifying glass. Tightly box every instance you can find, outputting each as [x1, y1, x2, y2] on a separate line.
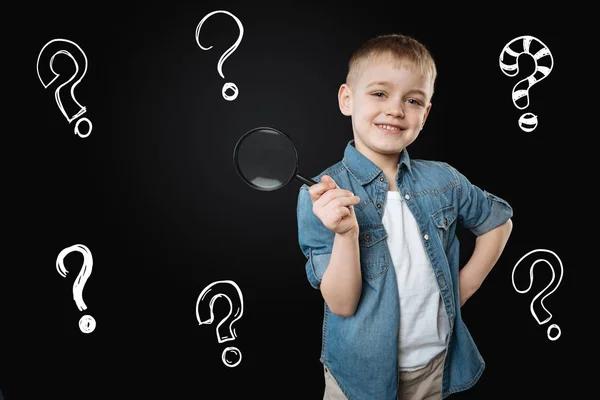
[233, 127, 317, 191]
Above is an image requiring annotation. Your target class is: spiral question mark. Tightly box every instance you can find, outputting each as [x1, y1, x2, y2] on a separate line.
[37, 38, 93, 138]
[196, 280, 244, 367]
[499, 35, 553, 132]
[56, 244, 96, 333]
[195, 10, 244, 101]
[512, 249, 563, 341]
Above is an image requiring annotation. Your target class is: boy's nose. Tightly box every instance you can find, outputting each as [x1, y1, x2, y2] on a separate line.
[385, 104, 405, 118]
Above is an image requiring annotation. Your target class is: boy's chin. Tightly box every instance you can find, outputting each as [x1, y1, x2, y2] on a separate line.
[356, 138, 406, 156]
[377, 147, 405, 155]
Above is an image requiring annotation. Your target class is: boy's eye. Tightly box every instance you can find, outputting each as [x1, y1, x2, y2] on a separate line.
[407, 98, 423, 106]
[372, 92, 385, 98]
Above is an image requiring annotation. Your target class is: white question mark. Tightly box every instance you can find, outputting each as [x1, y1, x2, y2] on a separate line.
[56, 244, 96, 333]
[195, 10, 244, 101]
[499, 35, 553, 132]
[512, 249, 563, 341]
[196, 280, 244, 367]
[37, 38, 93, 138]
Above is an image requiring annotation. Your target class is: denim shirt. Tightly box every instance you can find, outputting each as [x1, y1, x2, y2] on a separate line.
[296, 140, 513, 399]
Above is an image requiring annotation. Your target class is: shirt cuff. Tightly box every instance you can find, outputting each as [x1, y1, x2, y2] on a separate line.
[469, 191, 513, 237]
[305, 251, 332, 289]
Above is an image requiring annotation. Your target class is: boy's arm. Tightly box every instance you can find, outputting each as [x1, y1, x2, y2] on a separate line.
[459, 218, 513, 306]
[297, 175, 362, 317]
[320, 226, 362, 317]
[449, 165, 514, 306]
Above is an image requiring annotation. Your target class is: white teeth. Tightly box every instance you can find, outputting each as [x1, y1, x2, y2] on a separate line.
[377, 124, 401, 131]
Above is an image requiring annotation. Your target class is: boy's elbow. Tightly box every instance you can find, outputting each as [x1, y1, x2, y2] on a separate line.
[322, 286, 358, 317]
[329, 304, 357, 317]
[320, 272, 362, 317]
[325, 293, 360, 317]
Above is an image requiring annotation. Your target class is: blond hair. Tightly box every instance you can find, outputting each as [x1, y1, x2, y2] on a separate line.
[346, 34, 437, 98]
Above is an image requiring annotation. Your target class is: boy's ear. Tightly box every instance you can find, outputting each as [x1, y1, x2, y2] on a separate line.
[338, 83, 352, 116]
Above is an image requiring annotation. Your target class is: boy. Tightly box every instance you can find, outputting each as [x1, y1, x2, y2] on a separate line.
[296, 34, 513, 400]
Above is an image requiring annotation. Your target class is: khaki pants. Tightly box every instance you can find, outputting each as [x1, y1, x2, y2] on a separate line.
[323, 350, 445, 400]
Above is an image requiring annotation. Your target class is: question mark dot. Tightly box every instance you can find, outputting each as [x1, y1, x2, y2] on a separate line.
[79, 315, 96, 333]
[518, 112, 538, 132]
[222, 82, 239, 101]
[74, 117, 93, 138]
[547, 324, 561, 341]
[222, 346, 242, 367]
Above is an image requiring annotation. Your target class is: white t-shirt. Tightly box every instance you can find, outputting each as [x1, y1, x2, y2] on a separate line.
[382, 190, 449, 371]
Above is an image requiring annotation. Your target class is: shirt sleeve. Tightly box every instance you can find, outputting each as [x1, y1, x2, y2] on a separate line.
[451, 166, 513, 237]
[297, 185, 335, 289]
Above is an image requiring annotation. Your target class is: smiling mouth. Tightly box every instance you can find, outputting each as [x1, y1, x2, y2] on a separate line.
[375, 123, 404, 133]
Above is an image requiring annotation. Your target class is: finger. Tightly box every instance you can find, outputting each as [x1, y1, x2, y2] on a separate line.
[333, 205, 351, 220]
[310, 175, 341, 202]
[321, 174, 339, 189]
[317, 188, 355, 208]
[329, 195, 361, 209]
[347, 203, 355, 215]
[308, 181, 336, 202]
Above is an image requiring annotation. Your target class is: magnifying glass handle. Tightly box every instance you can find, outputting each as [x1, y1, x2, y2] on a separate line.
[295, 174, 318, 186]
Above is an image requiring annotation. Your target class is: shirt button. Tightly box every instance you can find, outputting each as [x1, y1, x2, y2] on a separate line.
[379, 176, 385, 182]
[444, 218, 448, 225]
[404, 194, 410, 200]
[365, 233, 371, 240]
[424, 234, 429, 241]
[376, 203, 382, 209]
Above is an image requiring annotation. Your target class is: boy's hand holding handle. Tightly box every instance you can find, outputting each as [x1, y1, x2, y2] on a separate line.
[308, 175, 360, 235]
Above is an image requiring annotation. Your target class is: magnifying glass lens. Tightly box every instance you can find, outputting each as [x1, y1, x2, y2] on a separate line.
[235, 128, 298, 190]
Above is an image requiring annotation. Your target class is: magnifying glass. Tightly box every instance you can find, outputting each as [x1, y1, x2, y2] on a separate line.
[233, 127, 318, 191]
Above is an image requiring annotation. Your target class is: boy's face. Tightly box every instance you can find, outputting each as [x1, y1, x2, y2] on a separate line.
[339, 54, 433, 165]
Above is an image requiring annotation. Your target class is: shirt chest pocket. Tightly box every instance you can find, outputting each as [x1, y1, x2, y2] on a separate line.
[358, 224, 389, 280]
[430, 205, 457, 248]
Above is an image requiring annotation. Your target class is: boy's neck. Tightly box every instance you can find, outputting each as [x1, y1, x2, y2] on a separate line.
[357, 145, 401, 191]
[379, 161, 399, 191]
[384, 171, 399, 191]
[355, 141, 402, 191]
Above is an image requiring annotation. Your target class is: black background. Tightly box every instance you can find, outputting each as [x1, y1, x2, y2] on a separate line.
[2, 2, 591, 399]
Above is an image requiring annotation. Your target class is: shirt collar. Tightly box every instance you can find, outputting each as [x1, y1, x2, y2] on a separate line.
[341, 140, 415, 185]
